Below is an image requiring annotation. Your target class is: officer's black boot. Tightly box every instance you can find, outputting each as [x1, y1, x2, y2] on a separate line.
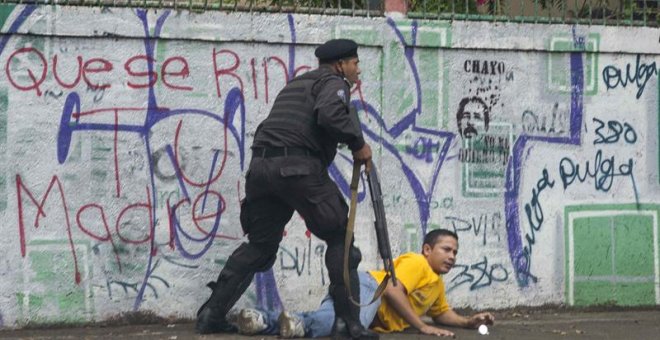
[329, 280, 379, 340]
[195, 268, 254, 334]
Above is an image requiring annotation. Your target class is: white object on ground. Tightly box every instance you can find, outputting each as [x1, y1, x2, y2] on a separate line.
[478, 324, 489, 335]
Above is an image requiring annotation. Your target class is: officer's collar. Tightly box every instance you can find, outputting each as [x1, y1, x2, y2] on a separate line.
[318, 64, 351, 86]
[319, 64, 337, 74]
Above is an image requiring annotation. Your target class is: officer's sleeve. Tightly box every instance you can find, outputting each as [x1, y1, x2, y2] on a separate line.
[314, 77, 365, 152]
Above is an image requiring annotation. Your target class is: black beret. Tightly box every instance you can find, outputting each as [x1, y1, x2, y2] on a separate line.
[315, 39, 358, 63]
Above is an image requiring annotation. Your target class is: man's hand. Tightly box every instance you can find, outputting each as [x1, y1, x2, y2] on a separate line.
[352, 143, 372, 173]
[420, 325, 455, 337]
[466, 312, 495, 329]
[433, 309, 494, 330]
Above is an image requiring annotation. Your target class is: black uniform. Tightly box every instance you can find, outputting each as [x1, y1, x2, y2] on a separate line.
[253, 65, 365, 167]
[196, 39, 376, 339]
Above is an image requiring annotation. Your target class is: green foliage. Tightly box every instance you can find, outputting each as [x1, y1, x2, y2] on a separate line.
[408, 0, 479, 14]
[267, 0, 379, 10]
[406, 0, 656, 24]
[0, 0, 654, 25]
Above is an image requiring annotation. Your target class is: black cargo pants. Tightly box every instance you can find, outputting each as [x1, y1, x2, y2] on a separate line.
[240, 152, 358, 277]
[210, 151, 360, 319]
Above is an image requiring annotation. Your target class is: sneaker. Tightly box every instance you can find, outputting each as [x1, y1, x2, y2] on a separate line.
[225, 308, 240, 328]
[237, 308, 268, 335]
[278, 311, 305, 338]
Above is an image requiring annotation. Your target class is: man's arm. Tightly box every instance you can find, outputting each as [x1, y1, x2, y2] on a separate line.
[382, 280, 455, 337]
[432, 310, 495, 329]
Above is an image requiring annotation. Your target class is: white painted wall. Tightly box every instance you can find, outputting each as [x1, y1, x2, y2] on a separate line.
[0, 4, 657, 328]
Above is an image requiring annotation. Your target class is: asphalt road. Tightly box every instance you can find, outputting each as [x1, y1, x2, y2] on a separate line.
[1, 308, 659, 339]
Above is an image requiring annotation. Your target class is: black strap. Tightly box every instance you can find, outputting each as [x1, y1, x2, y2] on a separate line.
[344, 163, 390, 307]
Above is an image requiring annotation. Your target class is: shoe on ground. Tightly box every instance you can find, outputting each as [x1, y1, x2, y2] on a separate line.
[195, 306, 236, 334]
[331, 317, 379, 339]
[279, 311, 305, 338]
[226, 308, 240, 328]
[237, 308, 268, 335]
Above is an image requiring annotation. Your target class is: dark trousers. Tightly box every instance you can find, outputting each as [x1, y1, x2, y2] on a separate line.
[242, 155, 349, 246]
[205, 154, 359, 320]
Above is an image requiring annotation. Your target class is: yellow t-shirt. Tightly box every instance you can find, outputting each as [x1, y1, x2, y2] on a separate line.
[369, 252, 450, 333]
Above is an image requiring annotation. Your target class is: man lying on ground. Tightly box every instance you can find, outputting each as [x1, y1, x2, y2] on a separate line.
[230, 228, 494, 338]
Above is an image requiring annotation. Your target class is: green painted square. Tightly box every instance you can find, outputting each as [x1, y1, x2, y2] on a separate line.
[566, 204, 660, 307]
[0, 4, 16, 30]
[91, 136, 112, 160]
[547, 33, 600, 96]
[573, 216, 613, 276]
[417, 48, 441, 129]
[18, 242, 91, 324]
[460, 125, 511, 198]
[32, 251, 65, 282]
[335, 26, 381, 46]
[573, 281, 615, 306]
[418, 30, 439, 46]
[390, 20, 451, 48]
[64, 139, 82, 163]
[403, 223, 420, 254]
[614, 215, 654, 277]
[384, 42, 415, 123]
[614, 283, 656, 306]
[379, 20, 451, 130]
[548, 51, 597, 94]
[417, 22, 451, 48]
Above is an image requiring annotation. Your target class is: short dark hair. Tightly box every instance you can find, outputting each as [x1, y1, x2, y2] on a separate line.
[422, 229, 458, 250]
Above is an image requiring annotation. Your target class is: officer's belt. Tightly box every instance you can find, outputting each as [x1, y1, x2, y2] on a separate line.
[252, 146, 318, 158]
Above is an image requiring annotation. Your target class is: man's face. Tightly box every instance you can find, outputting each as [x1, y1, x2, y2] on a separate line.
[423, 236, 458, 275]
[339, 57, 361, 86]
[458, 101, 487, 138]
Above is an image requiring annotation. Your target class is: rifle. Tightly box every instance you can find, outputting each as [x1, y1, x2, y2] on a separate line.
[366, 163, 397, 288]
[344, 162, 397, 306]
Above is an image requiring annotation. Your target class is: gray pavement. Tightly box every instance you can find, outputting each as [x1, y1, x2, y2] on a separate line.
[1, 308, 659, 339]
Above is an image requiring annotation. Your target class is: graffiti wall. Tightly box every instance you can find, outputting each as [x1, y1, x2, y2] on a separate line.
[0, 4, 657, 328]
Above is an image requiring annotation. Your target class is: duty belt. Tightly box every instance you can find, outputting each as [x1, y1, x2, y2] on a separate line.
[252, 146, 318, 158]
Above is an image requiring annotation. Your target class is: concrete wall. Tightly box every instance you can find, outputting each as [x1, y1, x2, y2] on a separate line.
[0, 4, 658, 328]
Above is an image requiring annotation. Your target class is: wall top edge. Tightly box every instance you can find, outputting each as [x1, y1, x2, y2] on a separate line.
[0, 5, 658, 54]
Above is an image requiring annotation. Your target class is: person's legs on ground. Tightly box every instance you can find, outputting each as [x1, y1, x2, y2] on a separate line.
[358, 271, 381, 327]
[275, 159, 377, 338]
[236, 308, 281, 335]
[196, 181, 293, 334]
[279, 310, 307, 338]
[237, 308, 267, 335]
[292, 294, 334, 337]
[281, 271, 380, 338]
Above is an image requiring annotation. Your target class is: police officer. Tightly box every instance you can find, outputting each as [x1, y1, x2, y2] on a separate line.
[196, 39, 377, 339]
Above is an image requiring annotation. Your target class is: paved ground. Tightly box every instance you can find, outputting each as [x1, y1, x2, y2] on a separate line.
[1, 308, 659, 339]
